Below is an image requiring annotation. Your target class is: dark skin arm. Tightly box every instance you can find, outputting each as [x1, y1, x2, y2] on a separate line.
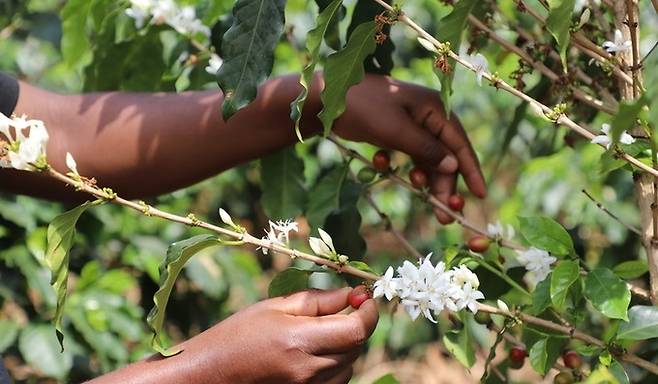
[0, 74, 486, 223]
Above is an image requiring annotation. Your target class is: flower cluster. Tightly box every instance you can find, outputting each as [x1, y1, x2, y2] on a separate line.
[373, 255, 484, 322]
[516, 247, 556, 286]
[126, 0, 210, 37]
[591, 123, 635, 149]
[0, 113, 49, 171]
[260, 219, 299, 255]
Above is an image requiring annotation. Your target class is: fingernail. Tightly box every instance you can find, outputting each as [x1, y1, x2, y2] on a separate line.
[437, 156, 458, 173]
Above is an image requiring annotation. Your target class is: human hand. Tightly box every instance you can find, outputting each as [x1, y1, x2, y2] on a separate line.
[177, 287, 378, 384]
[332, 74, 487, 224]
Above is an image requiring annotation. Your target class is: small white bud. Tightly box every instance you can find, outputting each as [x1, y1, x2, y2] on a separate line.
[417, 37, 438, 53]
[497, 299, 510, 312]
[338, 255, 349, 264]
[219, 208, 236, 228]
[318, 228, 335, 253]
[65, 152, 79, 174]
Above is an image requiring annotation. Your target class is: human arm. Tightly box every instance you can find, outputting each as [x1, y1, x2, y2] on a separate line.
[0, 74, 486, 222]
[86, 288, 378, 384]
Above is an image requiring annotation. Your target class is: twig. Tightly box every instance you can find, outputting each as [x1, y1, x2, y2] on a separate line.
[466, 15, 617, 114]
[624, 0, 641, 97]
[478, 303, 658, 376]
[641, 41, 658, 65]
[581, 189, 642, 236]
[46, 168, 379, 282]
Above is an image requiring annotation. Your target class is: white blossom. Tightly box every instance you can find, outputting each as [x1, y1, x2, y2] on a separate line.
[517, 247, 556, 285]
[497, 299, 510, 312]
[309, 228, 337, 258]
[126, 0, 210, 37]
[0, 113, 49, 171]
[463, 53, 489, 86]
[591, 123, 635, 149]
[373, 266, 398, 301]
[487, 220, 515, 240]
[417, 37, 438, 53]
[270, 220, 299, 244]
[373, 254, 484, 322]
[602, 29, 631, 53]
[65, 152, 79, 174]
[205, 54, 223, 75]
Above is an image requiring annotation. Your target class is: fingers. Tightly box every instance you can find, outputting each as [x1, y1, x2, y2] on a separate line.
[430, 172, 457, 224]
[391, 112, 459, 174]
[408, 99, 487, 198]
[267, 288, 351, 317]
[302, 299, 379, 354]
[311, 365, 354, 384]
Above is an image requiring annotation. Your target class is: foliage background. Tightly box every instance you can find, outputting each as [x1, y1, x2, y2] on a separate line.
[0, 0, 657, 382]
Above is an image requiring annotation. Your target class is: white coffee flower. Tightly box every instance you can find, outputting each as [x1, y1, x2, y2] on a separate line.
[591, 123, 635, 149]
[65, 152, 79, 175]
[602, 29, 631, 53]
[205, 54, 223, 75]
[517, 247, 556, 285]
[373, 266, 398, 301]
[0, 113, 49, 171]
[375, 254, 484, 322]
[497, 299, 510, 312]
[487, 220, 515, 240]
[270, 220, 299, 244]
[463, 53, 489, 86]
[126, 0, 154, 28]
[309, 228, 336, 258]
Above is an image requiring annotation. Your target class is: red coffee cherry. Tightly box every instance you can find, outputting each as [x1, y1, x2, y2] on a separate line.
[553, 371, 574, 384]
[562, 350, 582, 370]
[467, 236, 490, 253]
[447, 194, 465, 211]
[509, 346, 527, 364]
[372, 150, 391, 172]
[409, 167, 428, 189]
[348, 285, 372, 309]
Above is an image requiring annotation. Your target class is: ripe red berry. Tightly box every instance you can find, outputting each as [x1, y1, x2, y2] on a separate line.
[509, 346, 527, 364]
[562, 350, 582, 370]
[372, 150, 391, 172]
[447, 194, 465, 211]
[509, 358, 524, 370]
[409, 167, 428, 188]
[348, 285, 371, 309]
[553, 371, 574, 384]
[467, 236, 490, 253]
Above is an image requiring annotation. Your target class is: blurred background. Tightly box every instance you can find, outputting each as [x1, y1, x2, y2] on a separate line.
[1, 0, 657, 382]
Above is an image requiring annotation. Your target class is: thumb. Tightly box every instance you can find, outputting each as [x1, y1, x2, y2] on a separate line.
[266, 288, 351, 317]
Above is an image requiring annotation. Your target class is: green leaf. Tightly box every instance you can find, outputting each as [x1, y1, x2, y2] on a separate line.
[532, 273, 552, 314]
[518, 216, 575, 256]
[260, 147, 306, 220]
[550, 260, 579, 310]
[349, 260, 375, 274]
[0, 320, 19, 353]
[318, 21, 378, 134]
[315, 0, 345, 50]
[613, 260, 648, 280]
[324, 181, 366, 260]
[19, 325, 73, 379]
[609, 360, 630, 384]
[216, 0, 286, 120]
[291, 0, 344, 140]
[268, 267, 323, 297]
[45, 202, 94, 351]
[306, 164, 349, 230]
[545, 0, 575, 70]
[147, 235, 220, 355]
[529, 337, 566, 376]
[60, 0, 93, 67]
[373, 374, 401, 384]
[617, 306, 658, 340]
[610, 96, 648, 145]
[584, 268, 631, 321]
[443, 329, 475, 368]
[347, 0, 395, 75]
[434, 0, 478, 114]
